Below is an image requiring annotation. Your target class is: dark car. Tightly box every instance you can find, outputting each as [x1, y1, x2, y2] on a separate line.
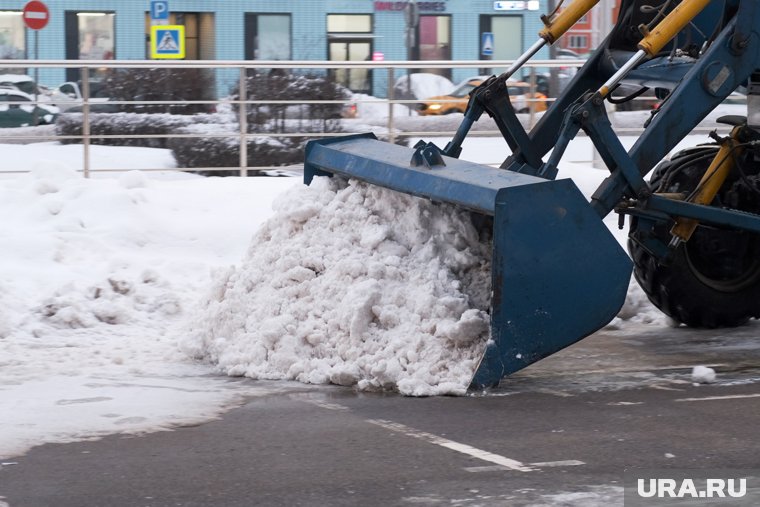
[0, 88, 59, 128]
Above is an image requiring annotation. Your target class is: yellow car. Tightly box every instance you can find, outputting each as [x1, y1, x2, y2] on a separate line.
[416, 77, 547, 115]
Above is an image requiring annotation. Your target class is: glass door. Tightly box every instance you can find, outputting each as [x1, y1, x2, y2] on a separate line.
[329, 40, 371, 95]
[480, 15, 522, 76]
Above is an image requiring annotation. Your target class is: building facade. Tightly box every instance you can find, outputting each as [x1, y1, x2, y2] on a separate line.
[558, 0, 621, 56]
[1, 0, 550, 97]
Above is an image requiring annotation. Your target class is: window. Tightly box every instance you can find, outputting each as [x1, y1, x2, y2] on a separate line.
[0, 92, 29, 102]
[59, 83, 77, 96]
[327, 15, 371, 33]
[77, 13, 115, 60]
[144, 12, 215, 59]
[245, 14, 291, 60]
[65, 12, 115, 80]
[0, 11, 25, 60]
[568, 35, 588, 49]
[327, 14, 373, 94]
[418, 15, 451, 78]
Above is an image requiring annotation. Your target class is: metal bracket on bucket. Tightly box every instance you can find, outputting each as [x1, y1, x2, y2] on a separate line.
[411, 141, 446, 169]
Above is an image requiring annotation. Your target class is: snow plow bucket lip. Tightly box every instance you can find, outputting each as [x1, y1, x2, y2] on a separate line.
[305, 134, 632, 389]
[305, 132, 524, 216]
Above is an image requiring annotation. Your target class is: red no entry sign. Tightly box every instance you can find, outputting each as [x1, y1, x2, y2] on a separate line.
[23, 1, 49, 30]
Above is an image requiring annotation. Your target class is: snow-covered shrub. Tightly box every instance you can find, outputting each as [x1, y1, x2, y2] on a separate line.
[102, 68, 216, 115]
[55, 112, 226, 149]
[168, 126, 304, 176]
[230, 71, 349, 134]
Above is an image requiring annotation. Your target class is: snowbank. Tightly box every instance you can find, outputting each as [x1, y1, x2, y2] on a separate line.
[183, 177, 492, 396]
[351, 92, 415, 121]
[0, 162, 295, 458]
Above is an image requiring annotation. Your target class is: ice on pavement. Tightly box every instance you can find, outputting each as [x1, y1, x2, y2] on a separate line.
[183, 177, 492, 396]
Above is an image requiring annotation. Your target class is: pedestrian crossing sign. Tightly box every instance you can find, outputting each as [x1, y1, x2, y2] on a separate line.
[150, 25, 185, 59]
[481, 32, 494, 56]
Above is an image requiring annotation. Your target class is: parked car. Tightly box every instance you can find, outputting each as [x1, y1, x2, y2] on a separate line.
[416, 77, 547, 115]
[49, 80, 118, 113]
[0, 88, 59, 128]
[0, 74, 41, 96]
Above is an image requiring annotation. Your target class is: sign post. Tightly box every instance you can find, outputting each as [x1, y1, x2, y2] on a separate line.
[23, 1, 49, 126]
[404, 0, 419, 116]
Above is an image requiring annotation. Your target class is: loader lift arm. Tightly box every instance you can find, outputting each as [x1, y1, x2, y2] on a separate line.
[304, 0, 760, 389]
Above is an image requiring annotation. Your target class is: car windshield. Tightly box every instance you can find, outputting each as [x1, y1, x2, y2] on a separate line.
[0, 80, 35, 95]
[0, 93, 30, 102]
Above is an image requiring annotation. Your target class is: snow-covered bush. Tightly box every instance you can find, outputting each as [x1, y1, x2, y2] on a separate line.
[55, 112, 226, 149]
[168, 124, 304, 176]
[102, 68, 216, 115]
[230, 71, 349, 134]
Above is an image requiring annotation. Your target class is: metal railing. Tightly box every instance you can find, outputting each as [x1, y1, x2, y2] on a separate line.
[0, 58, 733, 176]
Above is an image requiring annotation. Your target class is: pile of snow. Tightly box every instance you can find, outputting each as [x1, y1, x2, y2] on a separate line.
[350, 92, 415, 121]
[692, 365, 717, 384]
[183, 177, 492, 396]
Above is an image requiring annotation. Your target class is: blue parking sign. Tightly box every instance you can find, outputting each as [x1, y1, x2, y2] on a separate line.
[150, 0, 169, 20]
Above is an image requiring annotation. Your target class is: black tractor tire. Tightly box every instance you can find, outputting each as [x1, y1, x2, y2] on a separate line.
[628, 146, 760, 328]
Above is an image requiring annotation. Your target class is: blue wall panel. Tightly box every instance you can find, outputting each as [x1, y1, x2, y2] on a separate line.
[6, 0, 547, 97]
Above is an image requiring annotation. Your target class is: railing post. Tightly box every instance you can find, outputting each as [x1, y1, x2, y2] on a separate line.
[239, 67, 248, 177]
[388, 67, 395, 145]
[82, 67, 91, 179]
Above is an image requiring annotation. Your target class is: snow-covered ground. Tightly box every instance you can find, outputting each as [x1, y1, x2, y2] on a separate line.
[0, 133, 673, 459]
[0, 151, 300, 458]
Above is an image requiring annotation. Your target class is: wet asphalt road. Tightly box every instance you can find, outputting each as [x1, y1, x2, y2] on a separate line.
[2, 323, 760, 507]
[2, 380, 760, 507]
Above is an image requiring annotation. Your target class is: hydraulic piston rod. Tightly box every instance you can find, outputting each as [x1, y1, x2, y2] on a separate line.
[443, 0, 601, 158]
[500, 0, 600, 80]
[598, 0, 713, 97]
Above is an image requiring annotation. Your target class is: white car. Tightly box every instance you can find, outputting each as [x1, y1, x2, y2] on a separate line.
[0, 73, 41, 96]
[50, 80, 113, 112]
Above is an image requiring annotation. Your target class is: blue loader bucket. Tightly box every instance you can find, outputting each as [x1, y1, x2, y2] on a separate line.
[304, 133, 632, 389]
